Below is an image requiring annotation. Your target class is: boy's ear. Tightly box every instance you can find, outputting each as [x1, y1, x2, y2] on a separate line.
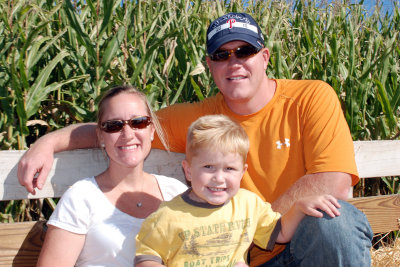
[181, 159, 192, 182]
[241, 163, 248, 181]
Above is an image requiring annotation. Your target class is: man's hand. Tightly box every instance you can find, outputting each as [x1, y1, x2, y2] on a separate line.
[18, 141, 54, 194]
[17, 123, 98, 194]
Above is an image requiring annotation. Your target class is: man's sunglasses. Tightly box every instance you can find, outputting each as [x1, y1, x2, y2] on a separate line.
[101, 116, 152, 133]
[209, 45, 262, 62]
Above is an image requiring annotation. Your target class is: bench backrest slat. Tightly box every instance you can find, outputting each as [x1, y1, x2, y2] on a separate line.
[0, 149, 185, 201]
[1, 141, 400, 200]
[353, 140, 400, 178]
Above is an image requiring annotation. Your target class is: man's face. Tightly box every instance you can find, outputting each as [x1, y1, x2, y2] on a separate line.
[206, 40, 270, 109]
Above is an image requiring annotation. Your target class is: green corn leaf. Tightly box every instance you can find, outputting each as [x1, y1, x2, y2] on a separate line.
[58, 99, 91, 122]
[98, 25, 126, 86]
[26, 73, 90, 119]
[26, 29, 68, 76]
[25, 51, 69, 117]
[375, 79, 397, 131]
[191, 76, 204, 101]
[63, 0, 96, 59]
[171, 62, 191, 105]
[129, 30, 179, 85]
[10, 51, 29, 135]
[98, 0, 115, 37]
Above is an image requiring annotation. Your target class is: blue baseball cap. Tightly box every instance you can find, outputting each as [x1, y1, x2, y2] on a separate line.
[206, 13, 265, 55]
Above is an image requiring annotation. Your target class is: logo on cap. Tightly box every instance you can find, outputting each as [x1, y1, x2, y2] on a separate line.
[227, 19, 236, 28]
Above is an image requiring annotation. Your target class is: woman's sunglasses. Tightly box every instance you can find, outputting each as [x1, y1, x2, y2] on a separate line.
[101, 116, 152, 133]
[209, 45, 262, 62]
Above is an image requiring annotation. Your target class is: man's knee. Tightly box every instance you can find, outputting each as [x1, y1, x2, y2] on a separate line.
[295, 200, 373, 243]
[290, 200, 373, 264]
[303, 201, 370, 230]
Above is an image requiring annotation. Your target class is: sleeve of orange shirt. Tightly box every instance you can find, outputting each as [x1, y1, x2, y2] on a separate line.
[152, 102, 205, 153]
[300, 81, 359, 185]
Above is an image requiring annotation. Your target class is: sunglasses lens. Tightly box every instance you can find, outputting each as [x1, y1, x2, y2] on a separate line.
[102, 121, 124, 133]
[210, 45, 260, 61]
[235, 45, 259, 58]
[129, 116, 151, 129]
[101, 116, 151, 133]
[210, 50, 230, 61]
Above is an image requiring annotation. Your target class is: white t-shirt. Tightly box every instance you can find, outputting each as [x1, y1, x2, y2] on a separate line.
[48, 175, 187, 267]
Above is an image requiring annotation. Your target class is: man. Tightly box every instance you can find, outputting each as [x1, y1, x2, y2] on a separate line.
[19, 13, 372, 266]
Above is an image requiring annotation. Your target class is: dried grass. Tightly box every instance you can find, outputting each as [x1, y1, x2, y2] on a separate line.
[371, 238, 400, 267]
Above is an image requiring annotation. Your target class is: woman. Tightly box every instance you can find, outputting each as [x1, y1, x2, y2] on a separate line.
[37, 85, 187, 267]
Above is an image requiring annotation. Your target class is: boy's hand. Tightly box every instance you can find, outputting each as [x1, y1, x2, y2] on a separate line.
[296, 195, 341, 218]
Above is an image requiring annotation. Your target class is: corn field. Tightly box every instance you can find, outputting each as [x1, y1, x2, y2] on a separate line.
[0, 0, 399, 238]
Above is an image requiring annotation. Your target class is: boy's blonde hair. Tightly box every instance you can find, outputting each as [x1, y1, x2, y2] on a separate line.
[185, 115, 249, 163]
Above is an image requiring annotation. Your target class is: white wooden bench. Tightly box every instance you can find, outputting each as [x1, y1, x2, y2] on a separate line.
[1, 141, 400, 266]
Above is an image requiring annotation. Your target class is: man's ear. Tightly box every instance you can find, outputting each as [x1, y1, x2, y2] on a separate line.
[261, 48, 270, 70]
[206, 56, 212, 69]
[181, 159, 192, 182]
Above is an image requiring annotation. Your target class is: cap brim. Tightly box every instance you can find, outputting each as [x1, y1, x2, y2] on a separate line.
[207, 33, 262, 54]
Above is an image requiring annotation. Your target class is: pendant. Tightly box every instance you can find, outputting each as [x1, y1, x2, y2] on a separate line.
[136, 202, 142, 208]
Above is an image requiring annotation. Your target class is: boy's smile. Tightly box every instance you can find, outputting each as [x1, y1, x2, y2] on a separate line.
[182, 149, 247, 205]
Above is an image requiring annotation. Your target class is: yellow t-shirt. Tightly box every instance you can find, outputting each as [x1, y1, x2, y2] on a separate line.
[135, 189, 281, 267]
[153, 79, 358, 264]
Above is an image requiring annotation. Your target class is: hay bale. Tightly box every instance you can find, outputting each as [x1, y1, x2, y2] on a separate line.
[371, 239, 400, 267]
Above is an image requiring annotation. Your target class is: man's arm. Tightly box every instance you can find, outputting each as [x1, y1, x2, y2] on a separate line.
[18, 123, 97, 194]
[270, 81, 356, 214]
[271, 172, 352, 214]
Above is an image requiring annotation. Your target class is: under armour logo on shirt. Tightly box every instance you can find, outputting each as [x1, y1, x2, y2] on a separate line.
[276, 138, 290, 149]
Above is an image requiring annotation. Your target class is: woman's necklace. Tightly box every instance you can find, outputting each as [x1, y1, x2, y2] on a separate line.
[136, 177, 145, 208]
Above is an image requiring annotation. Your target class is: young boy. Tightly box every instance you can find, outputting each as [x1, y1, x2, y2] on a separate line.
[134, 115, 340, 267]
